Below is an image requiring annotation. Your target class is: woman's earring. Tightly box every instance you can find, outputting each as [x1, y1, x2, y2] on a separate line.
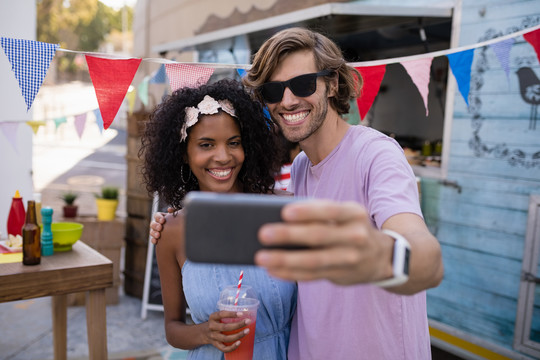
[181, 165, 192, 184]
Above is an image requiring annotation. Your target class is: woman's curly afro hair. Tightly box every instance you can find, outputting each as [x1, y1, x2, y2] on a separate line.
[139, 78, 281, 209]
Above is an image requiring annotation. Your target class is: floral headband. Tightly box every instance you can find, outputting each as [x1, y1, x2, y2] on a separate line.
[180, 95, 237, 142]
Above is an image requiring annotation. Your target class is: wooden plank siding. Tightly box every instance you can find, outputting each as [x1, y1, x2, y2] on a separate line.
[424, 0, 540, 355]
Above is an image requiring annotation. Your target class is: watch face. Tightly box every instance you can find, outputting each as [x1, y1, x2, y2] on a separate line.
[404, 248, 411, 276]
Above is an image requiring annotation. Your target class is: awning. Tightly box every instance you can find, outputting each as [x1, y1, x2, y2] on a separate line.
[152, 2, 454, 55]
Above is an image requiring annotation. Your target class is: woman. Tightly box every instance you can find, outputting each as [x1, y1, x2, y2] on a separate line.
[140, 79, 296, 359]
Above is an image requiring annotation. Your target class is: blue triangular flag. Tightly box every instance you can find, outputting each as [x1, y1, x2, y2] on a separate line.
[447, 49, 475, 106]
[263, 106, 271, 120]
[94, 108, 104, 133]
[1, 37, 59, 111]
[149, 64, 168, 84]
[489, 38, 514, 84]
[237, 68, 246, 78]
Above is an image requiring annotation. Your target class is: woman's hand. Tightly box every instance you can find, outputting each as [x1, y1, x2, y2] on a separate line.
[206, 310, 252, 353]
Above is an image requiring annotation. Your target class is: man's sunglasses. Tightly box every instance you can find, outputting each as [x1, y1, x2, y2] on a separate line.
[258, 69, 334, 104]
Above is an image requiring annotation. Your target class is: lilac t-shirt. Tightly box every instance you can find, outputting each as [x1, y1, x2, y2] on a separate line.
[287, 126, 431, 360]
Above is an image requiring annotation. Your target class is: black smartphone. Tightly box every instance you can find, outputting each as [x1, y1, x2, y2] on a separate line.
[184, 191, 295, 265]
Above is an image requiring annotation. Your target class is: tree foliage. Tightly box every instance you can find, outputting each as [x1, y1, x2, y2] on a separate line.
[37, 0, 133, 52]
[36, 0, 133, 79]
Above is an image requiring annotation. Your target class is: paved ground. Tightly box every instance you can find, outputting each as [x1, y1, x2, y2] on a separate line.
[0, 295, 186, 360]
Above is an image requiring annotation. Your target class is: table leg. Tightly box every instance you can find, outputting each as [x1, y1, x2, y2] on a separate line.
[51, 294, 67, 360]
[86, 288, 108, 360]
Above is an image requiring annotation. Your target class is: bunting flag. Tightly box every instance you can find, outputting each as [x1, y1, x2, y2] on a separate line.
[93, 108, 104, 133]
[162, 87, 169, 101]
[0, 38, 59, 111]
[137, 76, 149, 107]
[524, 28, 540, 64]
[126, 86, 137, 114]
[54, 116, 67, 129]
[86, 55, 141, 130]
[236, 68, 246, 78]
[26, 120, 46, 135]
[165, 63, 214, 91]
[401, 57, 433, 116]
[489, 38, 515, 84]
[1, 24, 540, 137]
[149, 64, 168, 84]
[354, 65, 387, 120]
[0, 122, 20, 154]
[74, 113, 87, 139]
[263, 106, 271, 120]
[447, 49, 475, 106]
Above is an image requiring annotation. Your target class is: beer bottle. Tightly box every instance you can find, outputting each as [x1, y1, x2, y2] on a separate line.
[22, 200, 41, 265]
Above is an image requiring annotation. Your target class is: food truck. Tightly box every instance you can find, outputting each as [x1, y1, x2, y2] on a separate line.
[132, 0, 540, 358]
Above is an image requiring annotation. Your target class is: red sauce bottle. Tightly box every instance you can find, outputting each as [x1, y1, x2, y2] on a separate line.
[7, 190, 26, 237]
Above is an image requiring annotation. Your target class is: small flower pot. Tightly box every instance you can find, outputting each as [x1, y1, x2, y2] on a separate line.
[63, 205, 78, 218]
[96, 198, 118, 221]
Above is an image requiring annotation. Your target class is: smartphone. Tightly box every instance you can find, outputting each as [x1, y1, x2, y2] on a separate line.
[184, 191, 295, 265]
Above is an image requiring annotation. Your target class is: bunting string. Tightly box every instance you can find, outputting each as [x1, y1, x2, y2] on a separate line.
[52, 23, 540, 68]
[1, 22, 540, 133]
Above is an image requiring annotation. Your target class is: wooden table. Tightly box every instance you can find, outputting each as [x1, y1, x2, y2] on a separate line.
[0, 241, 113, 360]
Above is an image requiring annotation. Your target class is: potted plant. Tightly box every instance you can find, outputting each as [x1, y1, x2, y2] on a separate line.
[95, 186, 119, 221]
[60, 191, 78, 218]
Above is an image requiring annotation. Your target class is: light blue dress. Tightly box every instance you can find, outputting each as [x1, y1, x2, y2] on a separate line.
[182, 260, 297, 359]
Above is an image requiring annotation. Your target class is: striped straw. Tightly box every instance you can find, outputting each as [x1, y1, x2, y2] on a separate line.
[234, 270, 244, 305]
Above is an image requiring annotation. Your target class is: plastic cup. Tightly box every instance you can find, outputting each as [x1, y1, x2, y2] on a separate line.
[218, 285, 259, 360]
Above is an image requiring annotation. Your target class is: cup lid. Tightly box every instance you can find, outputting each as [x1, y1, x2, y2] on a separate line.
[219, 285, 258, 304]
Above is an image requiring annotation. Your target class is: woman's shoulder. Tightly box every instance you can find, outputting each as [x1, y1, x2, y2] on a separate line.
[161, 210, 185, 244]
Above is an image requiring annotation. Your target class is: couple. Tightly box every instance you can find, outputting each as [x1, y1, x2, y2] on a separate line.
[144, 27, 443, 359]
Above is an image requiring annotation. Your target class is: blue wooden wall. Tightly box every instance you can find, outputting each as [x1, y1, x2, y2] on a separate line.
[424, 0, 540, 353]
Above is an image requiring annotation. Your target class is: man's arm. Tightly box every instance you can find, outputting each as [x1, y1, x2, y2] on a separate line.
[149, 208, 175, 244]
[381, 212, 443, 294]
[149, 212, 166, 244]
[254, 200, 443, 294]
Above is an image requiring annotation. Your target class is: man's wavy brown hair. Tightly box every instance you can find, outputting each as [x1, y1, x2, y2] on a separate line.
[243, 27, 362, 115]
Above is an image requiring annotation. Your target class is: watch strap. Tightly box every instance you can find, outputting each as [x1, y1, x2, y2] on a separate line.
[372, 229, 411, 288]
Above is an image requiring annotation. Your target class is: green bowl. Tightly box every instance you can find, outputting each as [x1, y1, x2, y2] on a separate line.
[49, 222, 84, 252]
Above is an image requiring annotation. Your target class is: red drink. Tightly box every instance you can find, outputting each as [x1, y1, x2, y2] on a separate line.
[222, 316, 257, 360]
[218, 285, 259, 360]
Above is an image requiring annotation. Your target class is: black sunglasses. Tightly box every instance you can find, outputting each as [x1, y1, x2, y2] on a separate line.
[258, 69, 333, 104]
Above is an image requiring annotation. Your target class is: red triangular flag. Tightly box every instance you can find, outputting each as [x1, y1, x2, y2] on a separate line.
[524, 28, 540, 65]
[354, 65, 386, 120]
[86, 55, 141, 130]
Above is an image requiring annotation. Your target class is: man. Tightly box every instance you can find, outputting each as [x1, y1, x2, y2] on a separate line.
[151, 28, 443, 359]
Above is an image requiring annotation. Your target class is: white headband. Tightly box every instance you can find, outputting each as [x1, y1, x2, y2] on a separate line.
[180, 95, 237, 142]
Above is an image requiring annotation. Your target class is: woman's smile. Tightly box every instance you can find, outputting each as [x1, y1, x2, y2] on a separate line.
[207, 167, 234, 180]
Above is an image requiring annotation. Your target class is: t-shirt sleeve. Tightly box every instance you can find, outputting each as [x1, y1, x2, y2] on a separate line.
[363, 138, 423, 228]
